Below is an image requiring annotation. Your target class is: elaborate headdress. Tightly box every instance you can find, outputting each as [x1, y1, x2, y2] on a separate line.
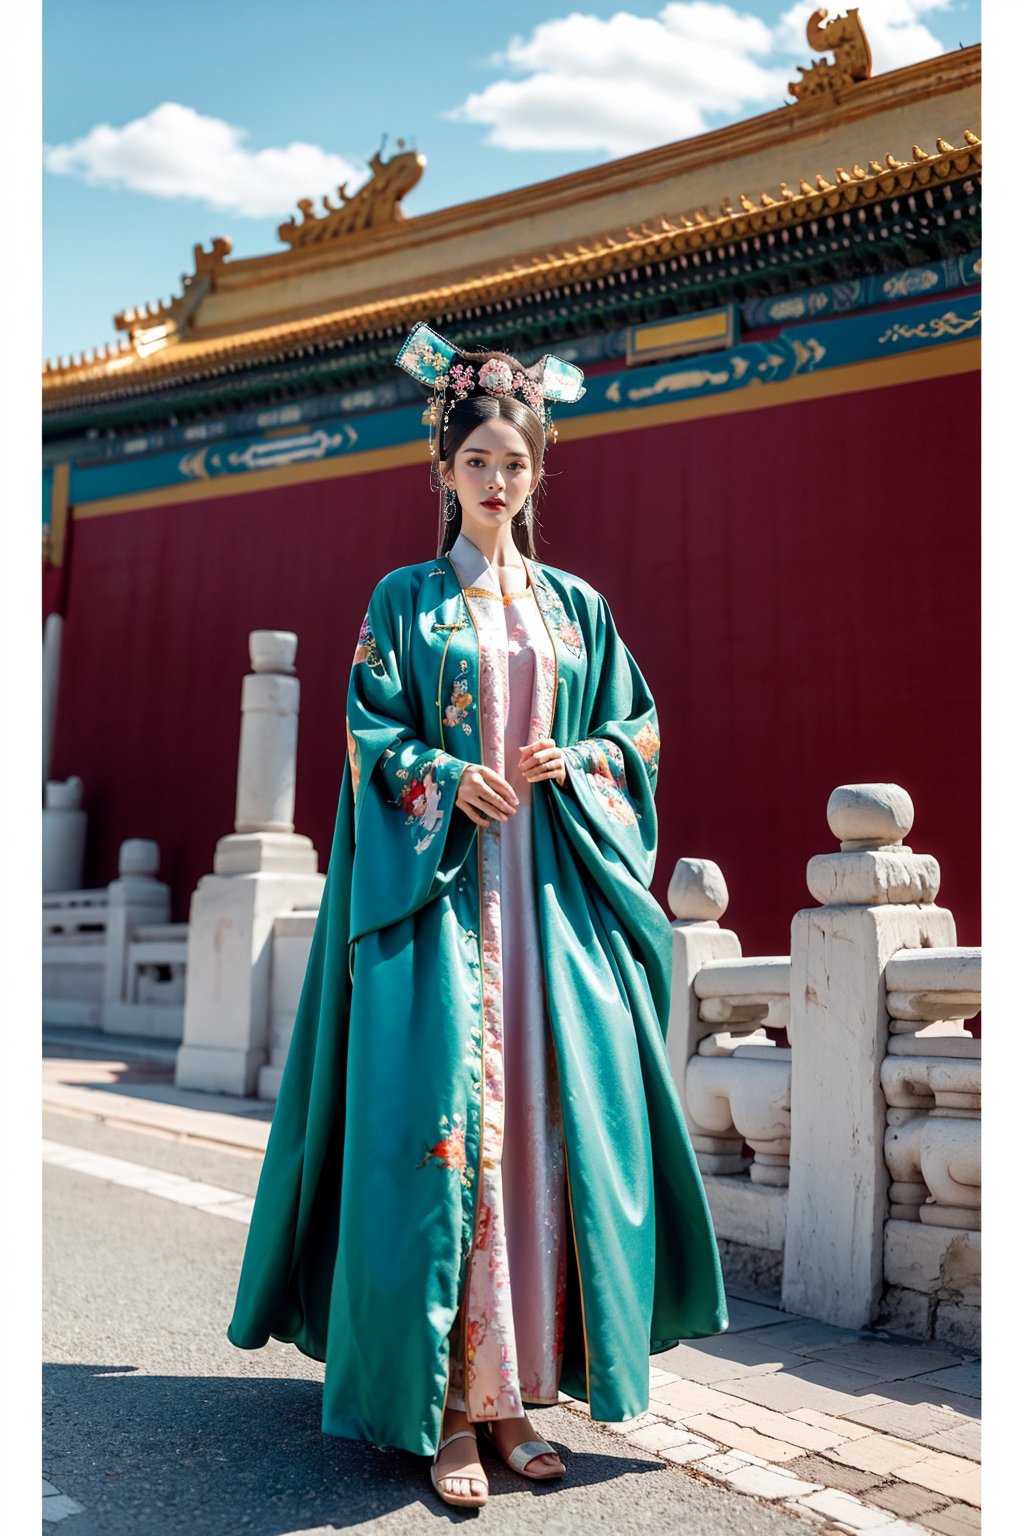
[394, 320, 586, 479]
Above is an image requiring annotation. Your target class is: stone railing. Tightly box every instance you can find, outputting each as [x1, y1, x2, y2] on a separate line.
[42, 840, 189, 1041]
[665, 861, 792, 1292]
[880, 945, 981, 1348]
[666, 782, 981, 1350]
[42, 889, 109, 1027]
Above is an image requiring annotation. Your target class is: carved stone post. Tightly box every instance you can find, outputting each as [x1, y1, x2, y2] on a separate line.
[176, 632, 324, 1096]
[781, 783, 956, 1327]
[102, 840, 171, 1031]
[664, 858, 743, 1164]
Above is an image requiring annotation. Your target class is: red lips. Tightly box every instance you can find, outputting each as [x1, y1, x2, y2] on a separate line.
[481, 498, 505, 508]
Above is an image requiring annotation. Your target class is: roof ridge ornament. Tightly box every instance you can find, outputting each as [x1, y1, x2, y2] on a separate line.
[110, 236, 233, 360]
[278, 138, 427, 248]
[789, 7, 873, 105]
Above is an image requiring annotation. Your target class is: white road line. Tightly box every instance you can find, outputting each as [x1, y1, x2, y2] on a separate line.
[42, 1139, 254, 1224]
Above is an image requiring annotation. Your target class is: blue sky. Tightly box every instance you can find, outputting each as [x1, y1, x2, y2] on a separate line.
[43, 0, 981, 360]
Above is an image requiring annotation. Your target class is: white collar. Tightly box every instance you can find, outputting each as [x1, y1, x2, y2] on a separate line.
[448, 531, 529, 596]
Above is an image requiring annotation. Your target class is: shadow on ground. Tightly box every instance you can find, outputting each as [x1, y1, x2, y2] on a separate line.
[43, 1364, 661, 1534]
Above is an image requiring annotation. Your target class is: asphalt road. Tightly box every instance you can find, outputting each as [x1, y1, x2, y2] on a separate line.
[43, 1110, 802, 1535]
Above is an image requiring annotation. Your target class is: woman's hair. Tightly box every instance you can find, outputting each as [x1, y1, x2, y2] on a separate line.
[438, 348, 547, 559]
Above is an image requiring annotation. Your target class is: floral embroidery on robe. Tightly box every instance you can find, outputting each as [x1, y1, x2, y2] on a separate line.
[345, 718, 361, 802]
[346, 600, 468, 860]
[398, 756, 447, 854]
[530, 569, 584, 658]
[417, 1113, 474, 1189]
[443, 660, 475, 734]
[353, 612, 388, 680]
[631, 719, 661, 786]
[567, 738, 638, 825]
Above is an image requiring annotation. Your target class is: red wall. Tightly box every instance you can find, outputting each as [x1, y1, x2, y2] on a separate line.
[51, 368, 980, 956]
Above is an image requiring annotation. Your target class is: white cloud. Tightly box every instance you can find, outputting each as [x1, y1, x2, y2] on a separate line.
[448, 4, 790, 155]
[43, 101, 365, 219]
[448, 0, 954, 156]
[775, 0, 950, 74]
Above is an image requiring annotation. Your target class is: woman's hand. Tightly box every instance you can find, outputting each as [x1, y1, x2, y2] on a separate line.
[519, 738, 567, 786]
[455, 764, 519, 826]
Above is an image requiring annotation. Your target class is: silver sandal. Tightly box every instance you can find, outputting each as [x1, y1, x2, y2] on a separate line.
[482, 1422, 566, 1481]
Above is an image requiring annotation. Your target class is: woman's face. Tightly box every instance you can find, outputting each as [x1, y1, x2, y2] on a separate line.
[441, 417, 538, 542]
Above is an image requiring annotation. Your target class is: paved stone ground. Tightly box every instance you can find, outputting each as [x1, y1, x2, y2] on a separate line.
[41, 1034, 983, 1535]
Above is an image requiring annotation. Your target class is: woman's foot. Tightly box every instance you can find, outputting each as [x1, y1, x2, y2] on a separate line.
[432, 1408, 489, 1506]
[485, 1413, 566, 1478]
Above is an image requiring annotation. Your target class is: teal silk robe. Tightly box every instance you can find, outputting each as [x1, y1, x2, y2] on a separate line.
[227, 550, 728, 1456]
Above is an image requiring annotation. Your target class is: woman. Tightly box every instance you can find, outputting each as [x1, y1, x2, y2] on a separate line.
[228, 322, 728, 1510]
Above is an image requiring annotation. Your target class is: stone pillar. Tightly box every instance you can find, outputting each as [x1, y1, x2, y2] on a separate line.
[781, 783, 956, 1328]
[175, 632, 325, 1096]
[43, 612, 63, 790]
[42, 776, 87, 893]
[234, 629, 302, 837]
[102, 840, 171, 1026]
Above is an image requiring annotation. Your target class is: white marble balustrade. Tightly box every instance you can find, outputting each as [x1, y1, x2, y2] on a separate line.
[877, 937, 981, 1346]
[881, 944, 981, 1228]
[43, 841, 190, 1040]
[687, 956, 792, 1185]
[665, 861, 792, 1290]
[667, 781, 982, 1349]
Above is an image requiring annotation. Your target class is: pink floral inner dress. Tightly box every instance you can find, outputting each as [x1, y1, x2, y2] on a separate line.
[443, 530, 569, 1420]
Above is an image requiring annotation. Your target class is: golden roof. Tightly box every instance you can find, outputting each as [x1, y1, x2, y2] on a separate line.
[43, 37, 980, 407]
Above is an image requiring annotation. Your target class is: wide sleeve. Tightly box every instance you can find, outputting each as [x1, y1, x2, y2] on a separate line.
[346, 573, 477, 941]
[558, 592, 662, 888]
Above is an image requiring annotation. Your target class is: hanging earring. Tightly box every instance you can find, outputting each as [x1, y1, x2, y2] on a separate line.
[521, 492, 533, 522]
[444, 486, 459, 523]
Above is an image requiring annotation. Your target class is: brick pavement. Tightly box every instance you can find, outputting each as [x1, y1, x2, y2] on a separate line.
[557, 1294, 980, 1535]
